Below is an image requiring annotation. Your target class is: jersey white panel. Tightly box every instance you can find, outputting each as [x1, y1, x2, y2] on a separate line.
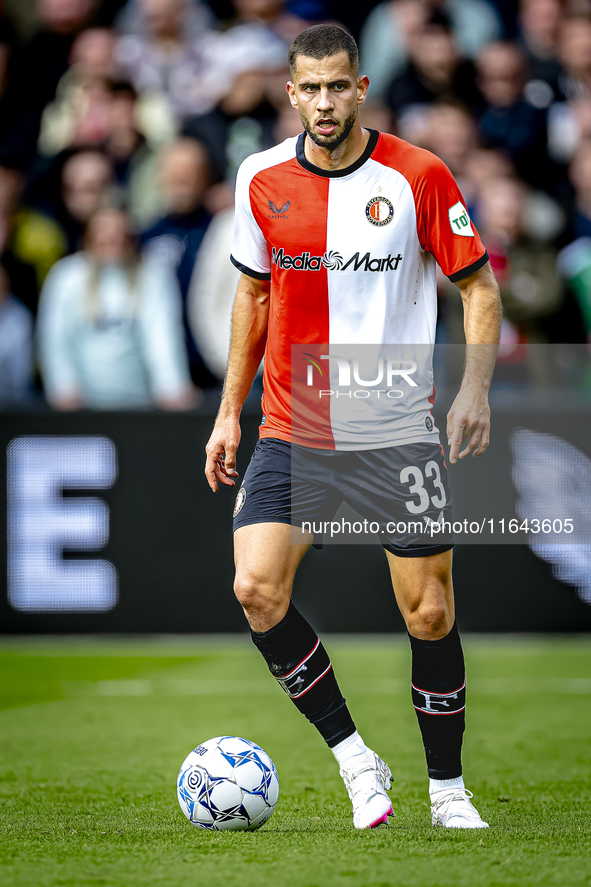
[324, 159, 437, 450]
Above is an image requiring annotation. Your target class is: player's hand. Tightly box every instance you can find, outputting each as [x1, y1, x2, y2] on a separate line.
[205, 419, 241, 492]
[446, 386, 490, 464]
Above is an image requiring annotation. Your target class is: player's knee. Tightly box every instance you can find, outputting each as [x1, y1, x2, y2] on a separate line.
[233, 575, 284, 616]
[408, 602, 451, 639]
[233, 575, 261, 610]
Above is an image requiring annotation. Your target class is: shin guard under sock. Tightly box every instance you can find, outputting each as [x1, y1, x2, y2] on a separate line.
[409, 622, 465, 779]
[250, 603, 356, 747]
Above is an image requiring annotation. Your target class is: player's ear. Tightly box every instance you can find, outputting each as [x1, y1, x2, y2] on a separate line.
[357, 75, 370, 106]
[286, 80, 298, 108]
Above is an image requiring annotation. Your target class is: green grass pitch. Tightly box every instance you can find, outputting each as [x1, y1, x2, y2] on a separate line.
[0, 635, 590, 887]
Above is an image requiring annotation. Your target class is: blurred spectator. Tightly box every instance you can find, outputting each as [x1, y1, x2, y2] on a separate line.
[558, 233, 591, 340]
[37, 206, 195, 410]
[0, 166, 43, 314]
[184, 0, 306, 180]
[359, 100, 395, 135]
[424, 101, 477, 175]
[188, 206, 240, 380]
[519, 0, 563, 92]
[386, 11, 484, 129]
[0, 18, 19, 155]
[272, 103, 304, 142]
[547, 18, 591, 164]
[0, 165, 64, 314]
[464, 147, 515, 189]
[556, 15, 591, 103]
[115, 0, 214, 36]
[141, 137, 216, 386]
[216, 0, 301, 71]
[225, 0, 307, 47]
[478, 176, 565, 342]
[361, 0, 502, 100]
[360, 0, 427, 99]
[459, 146, 515, 215]
[478, 175, 586, 380]
[0, 0, 96, 168]
[55, 150, 113, 253]
[103, 81, 162, 227]
[547, 96, 591, 165]
[114, 0, 228, 120]
[0, 150, 111, 319]
[568, 139, 591, 239]
[38, 27, 165, 223]
[38, 27, 117, 156]
[476, 40, 550, 189]
[0, 264, 34, 405]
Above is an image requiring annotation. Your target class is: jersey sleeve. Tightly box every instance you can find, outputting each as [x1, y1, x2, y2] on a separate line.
[230, 160, 271, 281]
[415, 156, 488, 282]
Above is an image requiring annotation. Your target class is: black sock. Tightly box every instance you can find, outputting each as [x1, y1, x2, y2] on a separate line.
[409, 622, 465, 780]
[250, 603, 356, 748]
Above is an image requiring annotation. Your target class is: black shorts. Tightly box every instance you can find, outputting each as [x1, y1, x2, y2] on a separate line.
[232, 438, 453, 558]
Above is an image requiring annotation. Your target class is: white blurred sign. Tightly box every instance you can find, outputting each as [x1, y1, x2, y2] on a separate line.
[7, 436, 118, 612]
[511, 428, 591, 605]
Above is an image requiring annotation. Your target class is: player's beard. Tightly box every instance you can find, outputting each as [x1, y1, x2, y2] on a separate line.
[302, 109, 357, 151]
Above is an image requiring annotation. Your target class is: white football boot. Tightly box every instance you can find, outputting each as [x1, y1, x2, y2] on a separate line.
[339, 749, 394, 829]
[430, 788, 489, 829]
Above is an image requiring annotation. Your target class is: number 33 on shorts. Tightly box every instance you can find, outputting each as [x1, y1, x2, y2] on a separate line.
[400, 461, 447, 515]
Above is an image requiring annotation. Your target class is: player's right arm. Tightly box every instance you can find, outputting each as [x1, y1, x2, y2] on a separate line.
[205, 272, 270, 492]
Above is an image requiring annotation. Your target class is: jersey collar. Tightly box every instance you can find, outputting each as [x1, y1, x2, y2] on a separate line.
[296, 129, 379, 178]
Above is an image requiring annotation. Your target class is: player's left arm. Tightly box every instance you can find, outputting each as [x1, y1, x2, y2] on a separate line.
[447, 261, 502, 464]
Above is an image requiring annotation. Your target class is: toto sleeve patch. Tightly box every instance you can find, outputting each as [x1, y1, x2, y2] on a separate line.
[448, 201, 474, 237]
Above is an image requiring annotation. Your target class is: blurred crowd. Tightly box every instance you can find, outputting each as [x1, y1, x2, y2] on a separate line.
[2, 0, 591, 408]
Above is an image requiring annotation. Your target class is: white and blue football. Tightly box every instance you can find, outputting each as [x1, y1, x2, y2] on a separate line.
[176, 736, 279, 831]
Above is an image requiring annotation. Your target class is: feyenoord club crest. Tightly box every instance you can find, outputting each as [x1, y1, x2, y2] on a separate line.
[233, 487, 247, 517]
[366, 196, 394, 227]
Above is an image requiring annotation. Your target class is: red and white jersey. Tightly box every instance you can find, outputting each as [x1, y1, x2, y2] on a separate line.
[231, 130, 488, 450]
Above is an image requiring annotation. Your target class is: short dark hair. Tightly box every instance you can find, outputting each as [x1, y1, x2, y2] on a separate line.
[288, 25, 359, 79]
[107, 80, 138, 101]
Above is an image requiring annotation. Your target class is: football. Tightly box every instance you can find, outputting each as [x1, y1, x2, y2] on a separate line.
[176, 736, 280, 831]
